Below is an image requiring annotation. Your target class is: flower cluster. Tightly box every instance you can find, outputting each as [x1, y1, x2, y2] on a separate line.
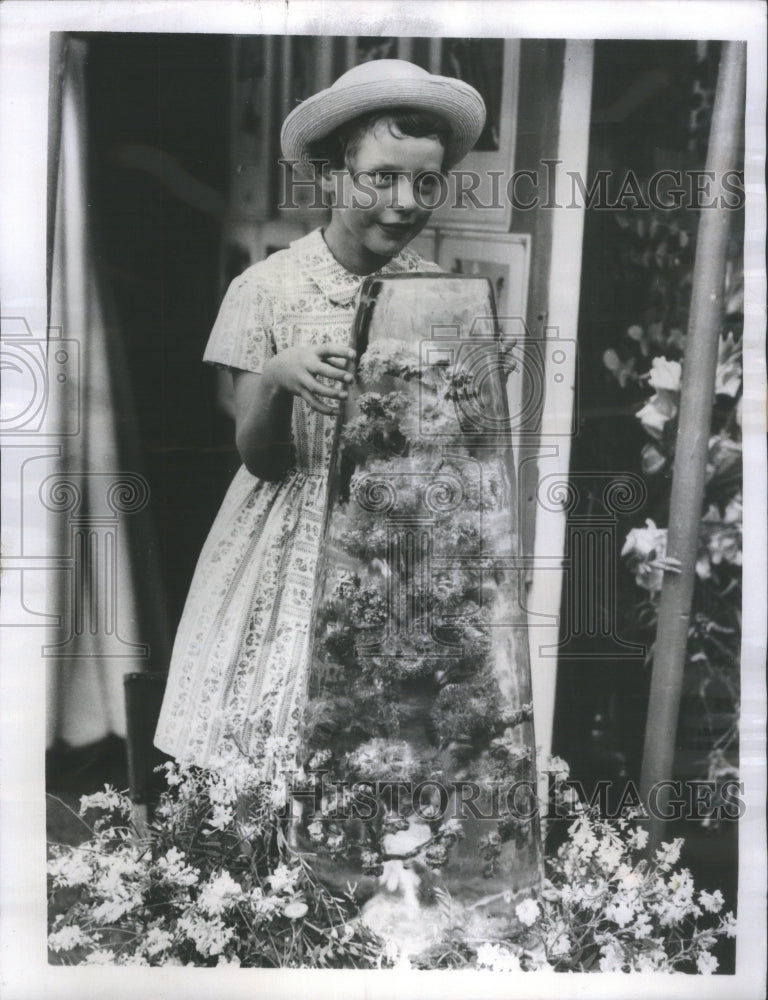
[458, 763, 737, 975]
[48, 766, 385, 968]
[634, 356, 682, 439]
[517, 810, 736, 973]
[621, 518, 671, 593]
[49, 756, 736, 973]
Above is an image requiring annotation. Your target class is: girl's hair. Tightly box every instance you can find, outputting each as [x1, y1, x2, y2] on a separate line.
[307, 108, 450, 173]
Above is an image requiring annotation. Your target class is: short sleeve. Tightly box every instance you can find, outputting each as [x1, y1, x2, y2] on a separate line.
[202, 270, 276, 374]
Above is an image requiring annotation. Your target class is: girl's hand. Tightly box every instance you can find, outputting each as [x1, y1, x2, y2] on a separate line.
[264, 343, 356, 415]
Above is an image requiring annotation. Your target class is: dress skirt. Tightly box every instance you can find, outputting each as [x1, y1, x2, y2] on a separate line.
[154, 465, 327, 778]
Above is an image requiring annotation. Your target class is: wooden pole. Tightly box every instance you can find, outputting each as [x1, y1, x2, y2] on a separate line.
[639, 41, 746, 849]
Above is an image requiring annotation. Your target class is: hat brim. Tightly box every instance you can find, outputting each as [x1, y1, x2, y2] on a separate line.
[281, 76, 486, 170]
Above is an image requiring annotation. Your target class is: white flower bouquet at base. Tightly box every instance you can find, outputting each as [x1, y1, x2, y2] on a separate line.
[48, 758, 735, 971]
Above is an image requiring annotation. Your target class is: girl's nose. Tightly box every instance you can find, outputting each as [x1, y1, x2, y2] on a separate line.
[394, 174, 418, 212]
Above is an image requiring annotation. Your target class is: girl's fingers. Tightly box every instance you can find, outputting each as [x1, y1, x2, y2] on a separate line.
[323, 356, 354, 371]
[299, 387, 338, 415]
[314, 361, 353, 382]
[315, 343, 356, 362]
[302, 375, 348, 400]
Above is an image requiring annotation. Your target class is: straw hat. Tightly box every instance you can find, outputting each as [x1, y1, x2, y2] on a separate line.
[280, 59, 486, 169]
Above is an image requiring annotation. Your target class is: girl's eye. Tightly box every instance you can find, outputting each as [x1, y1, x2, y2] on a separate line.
[416, 173, 440, 194]
[371, 171, 396, 187]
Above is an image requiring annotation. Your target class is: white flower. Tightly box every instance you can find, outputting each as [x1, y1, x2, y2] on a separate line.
[161, 761, 184, 787]
[653, 869, 697, 925]
[269, 780, 290, 810]
[307, 819, 325, 843]
[636, 392, 677, 439]
[603, 348, 637, 387]
[655, 838, 683, 871]
[598, 939, 627, 972]
[653, 893, 694, 927]
[177, 914, 234, 958]
[669, 869, 694, 899]
[544, 755, 571, 782]
[207, 779, 237, 808]
[118, 953, 150, 966]
[474, 942, 499, 968]
[249, 887, 284, 920]
[545, 922, 572, 958]
[626, 826, 649, 852]
[79, 786, 131, 816]
[48, 925, 89, 952]
[156, 846, 199, 886]
[724, 494, 742, 524]
[577, 878, 609, 910]
[698, 889, 724, 913]
[515, 897, 541, 927]
[634, 942, 667, 971]
[83, 948, 117, 965]
[621, 518, 667, 561]
[615, 867, 643, 891]
[641, 442, 666, 475]
[144, 927, 174, 956]
[647, 356, 682, 393]
[198, 871, 244, 915]
[48, 849, 92, 888]
[308, 749, 332, 770]
[605, 895, 637, 928]
[207, 803, 235, 832]
[567, 815, 599, 858]
[91, 892, 135, 924]
[720, 911, 737, 937]
[268, 863, 300, 894]
[475, 942, 521, 972]
[439, 817, 464, 839]
[595, 836, 624, 873]
[631, 912, 653, 940]
[622, 519, 670, 592]
[696, 950, 719, 974]
[714, 332, 742, 397]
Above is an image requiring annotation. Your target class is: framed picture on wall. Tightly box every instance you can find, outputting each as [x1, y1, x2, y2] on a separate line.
[430, 38, 520, 231]
[435, 229, 531, 454]
[436, 228, 529, 329]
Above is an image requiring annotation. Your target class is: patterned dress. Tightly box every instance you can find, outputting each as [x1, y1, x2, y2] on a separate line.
[154, 227, 440, 777]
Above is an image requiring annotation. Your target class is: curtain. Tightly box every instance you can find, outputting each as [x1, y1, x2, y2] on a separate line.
[46, 36, 169, 749]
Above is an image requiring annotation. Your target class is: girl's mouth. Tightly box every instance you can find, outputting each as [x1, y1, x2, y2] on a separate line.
[377, 222, 412, 237]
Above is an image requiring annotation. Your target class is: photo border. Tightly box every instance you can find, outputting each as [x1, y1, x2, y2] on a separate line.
[0, 3, 765, 999]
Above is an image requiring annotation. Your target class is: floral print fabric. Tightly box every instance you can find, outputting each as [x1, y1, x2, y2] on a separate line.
[154, 228, 441, 776]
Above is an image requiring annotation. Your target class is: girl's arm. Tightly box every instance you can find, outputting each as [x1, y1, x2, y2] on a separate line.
[233, 343, 356, 481]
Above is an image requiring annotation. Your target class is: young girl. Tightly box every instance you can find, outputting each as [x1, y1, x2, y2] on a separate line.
[154, 59, 486, 782]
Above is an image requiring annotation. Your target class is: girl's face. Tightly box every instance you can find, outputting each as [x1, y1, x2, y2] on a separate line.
[322, 122, 445, 275]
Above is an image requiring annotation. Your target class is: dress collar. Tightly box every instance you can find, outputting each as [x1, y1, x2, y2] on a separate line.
[292, 227, 427, 306]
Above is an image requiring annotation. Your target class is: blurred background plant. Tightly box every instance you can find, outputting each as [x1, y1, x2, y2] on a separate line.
[603, 199, 742, 815]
